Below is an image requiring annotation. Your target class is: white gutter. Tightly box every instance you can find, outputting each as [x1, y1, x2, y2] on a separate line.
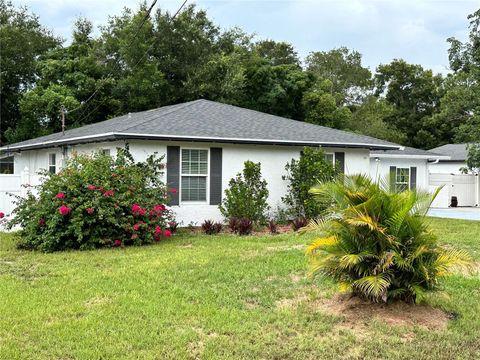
[369, 153, 451, 160]
[0, 132, 402, 151]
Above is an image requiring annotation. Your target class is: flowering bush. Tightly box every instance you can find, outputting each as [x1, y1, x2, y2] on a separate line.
[7, 147, 176, 252]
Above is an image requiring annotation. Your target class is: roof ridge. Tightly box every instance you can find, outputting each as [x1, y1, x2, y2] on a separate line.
[119, 100, 201, 133]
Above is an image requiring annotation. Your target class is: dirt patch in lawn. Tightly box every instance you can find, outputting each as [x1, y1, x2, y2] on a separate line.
[276, 292, 449, 331]
[316, 295, 449, 331]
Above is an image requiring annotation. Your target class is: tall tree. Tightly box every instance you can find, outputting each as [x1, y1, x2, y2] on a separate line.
[374, 59, 443, 149]
[306, 47, 372, 105]
[253, 39, 300, 66]
[0, 0, 60, 144]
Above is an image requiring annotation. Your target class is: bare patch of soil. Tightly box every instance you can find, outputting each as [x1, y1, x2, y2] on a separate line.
[276, 292, 449, 332]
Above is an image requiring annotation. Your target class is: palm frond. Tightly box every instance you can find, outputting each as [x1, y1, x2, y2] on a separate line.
[305, 236, 338, 255]
[353, 273, 391, 302]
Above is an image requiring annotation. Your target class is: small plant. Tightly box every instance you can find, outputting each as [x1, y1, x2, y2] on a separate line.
[291, 217, 308, 231]
[228, 217, 239, 233]
[168, 221, 179, 234]
[201, 220, 223, 235]
[268, 219, 278, 234]
[282, 147, 338, 218]
[237, 218, 253, 235]
[305, 174, 472, 303]
[219, 161, 270, 224]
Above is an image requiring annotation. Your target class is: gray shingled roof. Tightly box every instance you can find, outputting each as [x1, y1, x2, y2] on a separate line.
[1, 100, 401, 151]
[429, 143, 470, 161]
[371, 146, 448, 159]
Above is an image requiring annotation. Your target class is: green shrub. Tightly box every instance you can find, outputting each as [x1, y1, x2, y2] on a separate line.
[7, 147, 175, 252]
[282, 147, 337, 219]
[219, 161, 269, 224]
[305, 174, 472, 303]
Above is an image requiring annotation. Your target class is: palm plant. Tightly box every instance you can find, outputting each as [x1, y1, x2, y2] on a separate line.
[304, 174, 471, 303]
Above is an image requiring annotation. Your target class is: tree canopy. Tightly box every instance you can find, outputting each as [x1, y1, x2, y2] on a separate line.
[1, 1, 480, 153]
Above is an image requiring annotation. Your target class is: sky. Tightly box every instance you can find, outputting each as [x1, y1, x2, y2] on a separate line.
[11, 0, 480, 74]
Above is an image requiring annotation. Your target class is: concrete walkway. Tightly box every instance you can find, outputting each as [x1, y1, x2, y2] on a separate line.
[428, 207, 480, 221]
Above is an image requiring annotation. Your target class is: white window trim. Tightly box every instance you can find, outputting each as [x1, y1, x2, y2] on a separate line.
[48, 153, 57, 174]
[179, 148, 210, 204]
[395, 167, 410, 191]
[324, 152, 335, 165]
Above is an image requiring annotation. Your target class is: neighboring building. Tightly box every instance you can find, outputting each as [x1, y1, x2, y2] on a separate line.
[428, 143, 469, 174]
[0, 99, 449, 224]
[427, 143, 479, 208]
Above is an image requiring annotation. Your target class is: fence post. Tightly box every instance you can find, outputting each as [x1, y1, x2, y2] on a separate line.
[20, 166, 29, 197]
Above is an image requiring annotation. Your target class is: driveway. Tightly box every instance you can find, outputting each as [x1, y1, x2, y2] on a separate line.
[428, 207, 480, 221]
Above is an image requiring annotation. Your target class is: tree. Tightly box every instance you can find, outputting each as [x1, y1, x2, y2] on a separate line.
[242, 59, 312, 119]
[347, 96, 406, 144]
[282, 147, 337, 218]
[253, 39, 300, 66]
[0, 0, 60, 144]
[6, 18, 110, 143]
[306, 47, 372, 105]
[302, 79, 352, 128]
[374, 59, 443, 149]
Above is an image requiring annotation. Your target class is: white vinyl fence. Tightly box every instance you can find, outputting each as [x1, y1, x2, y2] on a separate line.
[0, 167, 32, 230]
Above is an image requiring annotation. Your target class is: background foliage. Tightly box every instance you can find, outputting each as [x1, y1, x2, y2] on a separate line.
[2, 1, 480, 153]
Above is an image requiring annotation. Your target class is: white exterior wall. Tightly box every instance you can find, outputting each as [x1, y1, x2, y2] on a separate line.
[369, 157, 429, 191]
[429, 161, 465, 174]
[4, 140, 370, 225]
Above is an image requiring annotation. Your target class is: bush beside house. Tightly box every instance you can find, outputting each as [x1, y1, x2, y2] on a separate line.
[7, 148, 176, 252]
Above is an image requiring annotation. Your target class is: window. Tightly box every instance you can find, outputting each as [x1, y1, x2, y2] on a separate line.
[395, 168, 410, 192]
[0, 156, 14, 174]
[102, 149, 111, 156]
[181, 149, 208, 202]
[324, 153, 334, 164]
[48, 153, 57, 174]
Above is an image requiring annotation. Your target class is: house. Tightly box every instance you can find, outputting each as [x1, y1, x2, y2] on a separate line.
[0, 99, 442, 224]
[429, 143, 469, 174]
[369, 146, 449, 192]
[427, 143, 480, 207]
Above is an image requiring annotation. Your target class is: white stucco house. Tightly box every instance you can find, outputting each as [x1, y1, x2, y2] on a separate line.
[0, 100, 449, 224]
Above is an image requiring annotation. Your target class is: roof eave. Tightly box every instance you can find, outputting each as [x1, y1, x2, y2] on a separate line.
[0, 132, 401, 152]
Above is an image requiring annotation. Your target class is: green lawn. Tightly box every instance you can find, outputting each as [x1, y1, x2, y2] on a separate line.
[0, 217, 479, 359]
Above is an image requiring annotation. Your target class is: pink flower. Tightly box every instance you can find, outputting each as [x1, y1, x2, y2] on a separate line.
[153, 204, 166, 212]
[38, 218, 45, 226]
[155, 225, 162, 236]
[111, 173, 117, 177]
[54, 192, 65, 200]
[169, 188, 177, 194]
[0, 212, 4, 219]
[163, 230, 172, 237]
[132, 204, 146, 216]
[131, 234, 138, 240]
[87, 184, 96, 190]
[114, 239, 122, 247]
[103, 190, 114, 197]
[133, 223, 140, 231]
[58, 205, 72, 216]
[87, 207, 94, 215]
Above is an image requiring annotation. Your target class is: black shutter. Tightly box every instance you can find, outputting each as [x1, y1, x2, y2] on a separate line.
[410, 167, 417, 190]
[167, 146, 180, 205]
[334, 152, 345, 173]
[210, 148, 222, 205]
[389, 166, 397, 192]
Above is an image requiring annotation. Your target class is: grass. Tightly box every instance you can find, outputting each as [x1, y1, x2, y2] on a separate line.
[0, 217, 479, 359]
